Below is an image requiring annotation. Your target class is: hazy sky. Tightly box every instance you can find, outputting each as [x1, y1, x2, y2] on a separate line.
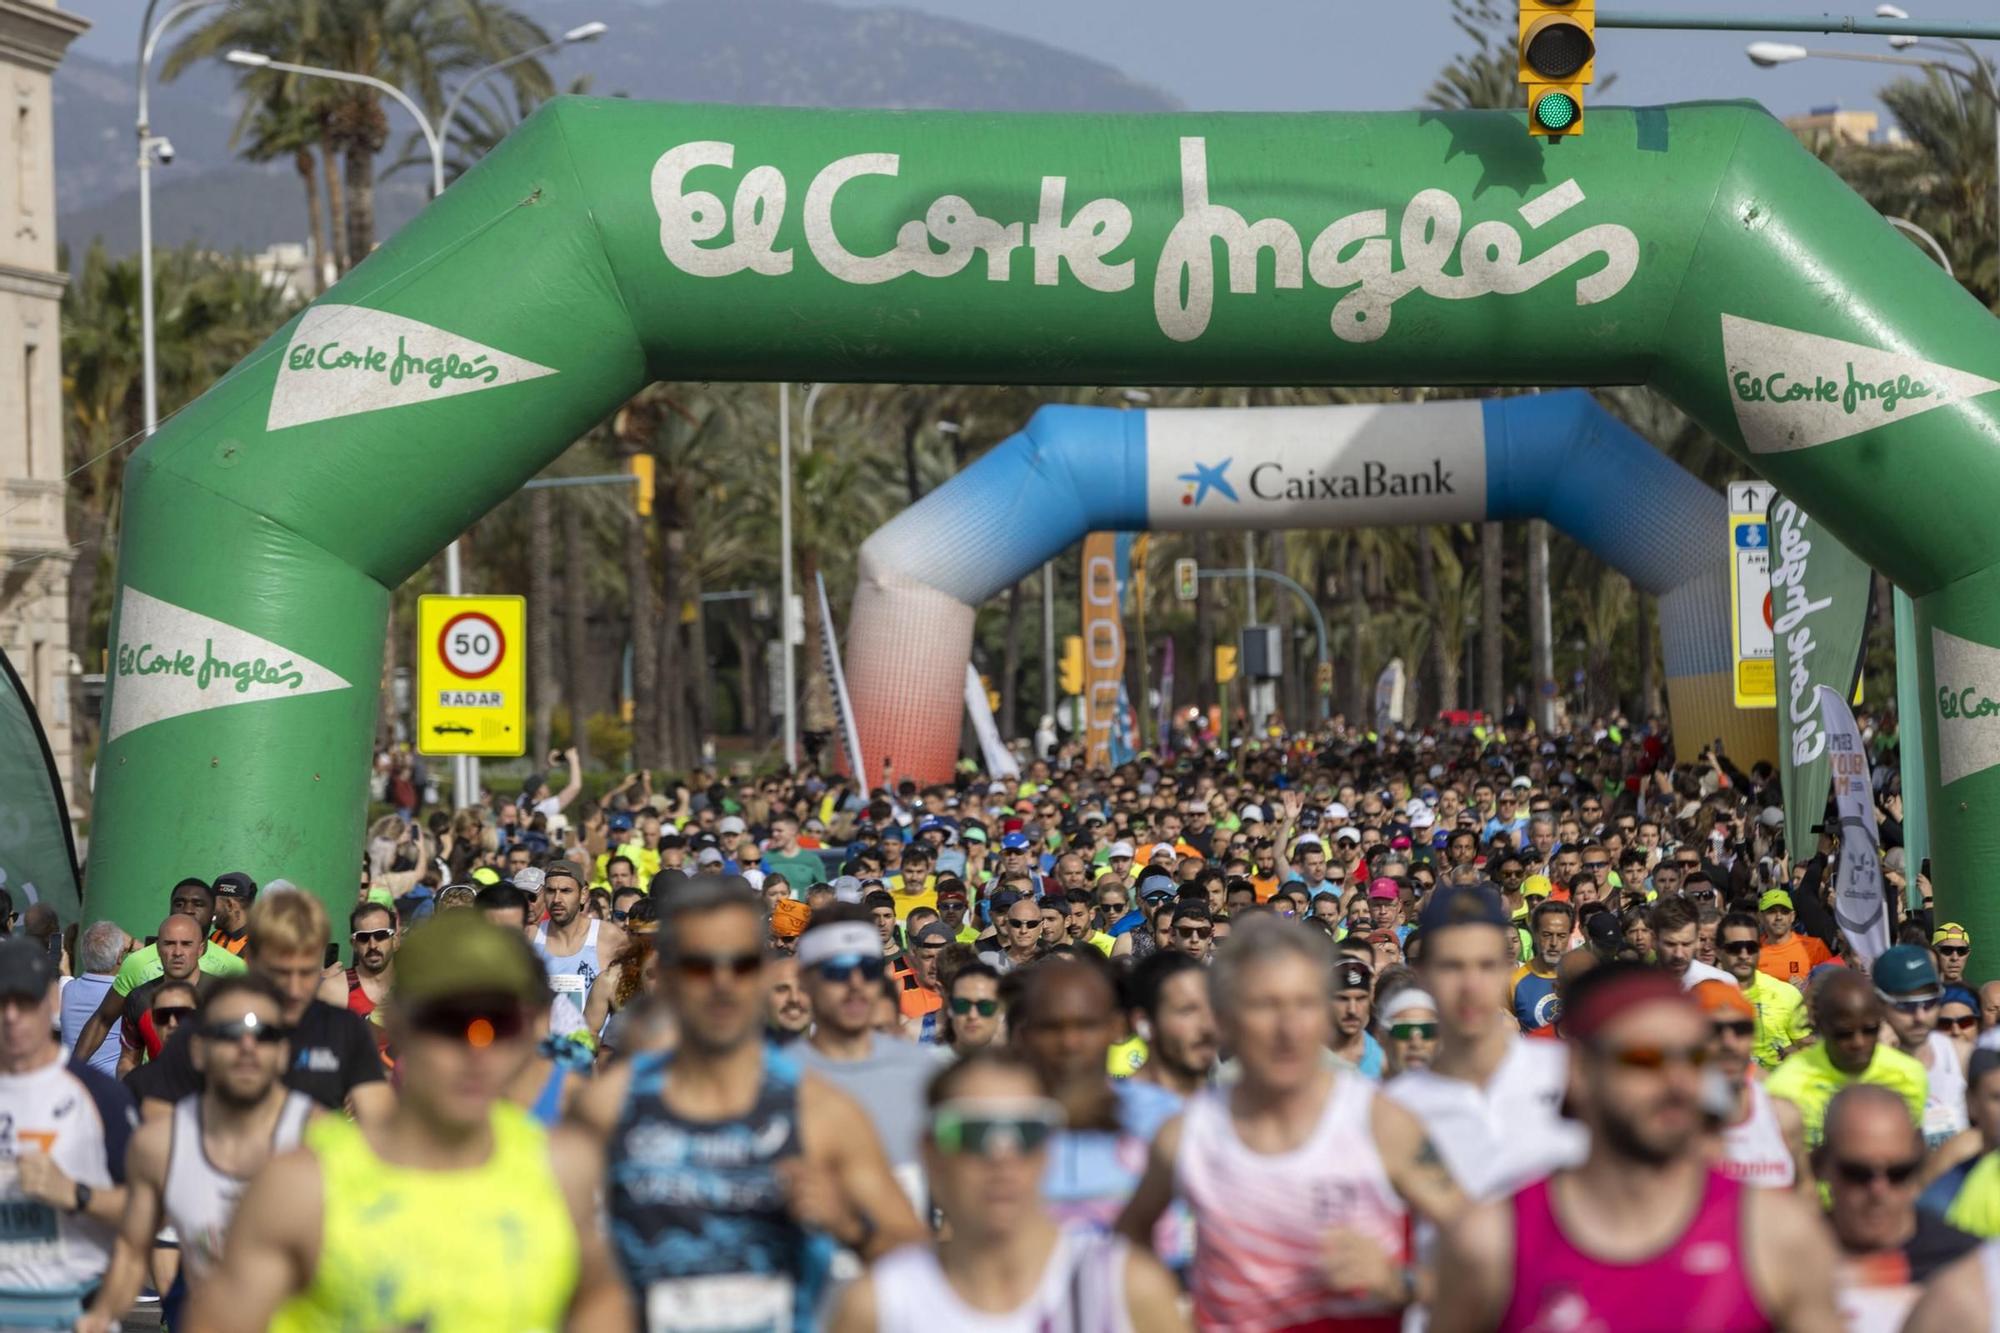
[73, 0, 1996, 121]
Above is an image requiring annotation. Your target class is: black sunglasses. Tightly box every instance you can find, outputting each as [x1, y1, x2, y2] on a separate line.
[1721, 940, 1760, 955]
[409, 1002, 529, 1045]
[949, 996, 1000, 1017]
[677, 951, 763, 981]
[1832, 1158, 1923, 1187]
[1710, 1019, 1755, 1039]
[197, 1016, 289, 1045]
[1939, 945, 1971, 958]
[151, 1006, 196, 1027]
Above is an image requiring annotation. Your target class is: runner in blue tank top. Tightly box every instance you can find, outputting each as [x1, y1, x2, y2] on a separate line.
[571, 881, 925, 1331]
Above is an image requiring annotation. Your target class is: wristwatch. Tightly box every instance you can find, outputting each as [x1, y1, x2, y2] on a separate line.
[71, 1181, 92, 1214]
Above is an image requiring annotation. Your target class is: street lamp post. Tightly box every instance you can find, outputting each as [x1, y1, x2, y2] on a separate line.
[1747, 36, 2000, 245]
[228, 25, 602, 809]
[138, 0, 218, 438]
[777, 384, 796, 769]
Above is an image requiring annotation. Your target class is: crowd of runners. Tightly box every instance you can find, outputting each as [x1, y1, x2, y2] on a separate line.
[6, 719, 2000, 1330]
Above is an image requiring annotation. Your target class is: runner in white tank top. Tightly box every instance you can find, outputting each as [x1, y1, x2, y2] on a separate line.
[164, 1088, 315, 1278]
[533, 862, 622, 1036]
[871, 1227, 1133, 1333]
[1177, 1071, 1410, 1331]
[1717, 1080, 1797, 1189]
[1924, 1029, 1970, 1150]
[1112, 920, 1464, 1333]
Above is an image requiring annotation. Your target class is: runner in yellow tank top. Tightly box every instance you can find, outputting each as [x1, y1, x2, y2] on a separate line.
[189, 914, 632, 1332]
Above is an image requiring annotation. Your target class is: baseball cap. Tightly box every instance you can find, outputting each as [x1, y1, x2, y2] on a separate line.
[512, 866, 546, 896]
[911, 922, 952, 949]
[1108, 840, 1136, 860]
[1510, 776, 1533, 790]
[1417, 884, 1510, 936]
[961, 826, 989, 845]
[469, 866, 502, 887]
[1367, 878, 1400, 902]
[1584, 912, 1624, 953]
[543, 859, 585, 886]
[393, 912, 548, 1010]
[212, 871, 258, 901]
[1333, 828, 1362, 846]
[1691, 978, 1754, 1019]
[718, 815, 747, 835]
[696, 848, 725, 867]
[1874, 944, 1942, 999]
[1325, 802, 1350, 821]
[1240, 804, 1265, 823]
[1410, 808, 1435, 830]
[830, 875, 864, 905]
[1000, 833, 1032, 852]
[1757, 890, 1794, 913]
[1757, 807, 1786, 829]
[0, 937, 55, 1000]
[607, 811, 636, 834]
[1334, 958, 1373, 993]
[1149, 842, 1177, 863]
[1138, 873, 1176, 902]
[1520, 875, 1555, 902]
[1934, 923, 1973, 948]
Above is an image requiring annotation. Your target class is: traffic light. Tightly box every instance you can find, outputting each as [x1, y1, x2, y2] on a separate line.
[1060, 636, 1084, 695]
[628, 453, 656, 516]
[1520, 0, 1595, 138]
[1215, 645, 1239, 685]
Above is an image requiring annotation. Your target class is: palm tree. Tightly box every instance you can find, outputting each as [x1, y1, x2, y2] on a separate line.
[238, 92, 333, 293]
[170, 0, 553, 264]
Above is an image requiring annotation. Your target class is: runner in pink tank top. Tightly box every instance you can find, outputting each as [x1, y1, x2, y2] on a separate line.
[1499, 1170, 1768, 1333]
[1430, 963, 1843, 1333]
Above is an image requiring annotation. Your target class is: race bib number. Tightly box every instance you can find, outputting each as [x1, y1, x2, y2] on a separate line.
[645, 1273, 794, 1333]
[550, 973, 588, 996]
[0, 1166, 62, 1271]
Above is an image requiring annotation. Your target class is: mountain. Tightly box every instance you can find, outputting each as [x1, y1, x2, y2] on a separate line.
[55, 0, 1177, 256]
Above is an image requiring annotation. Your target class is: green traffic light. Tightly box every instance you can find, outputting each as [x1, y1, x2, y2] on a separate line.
[1534, 92, 1579, 132]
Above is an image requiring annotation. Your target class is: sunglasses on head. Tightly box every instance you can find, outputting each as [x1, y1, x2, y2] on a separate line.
[949, 996, 999, 1017]
[676, 951, 763, 982]
[929, 1097, 1064, 1157]
[351, 928, 395, 945]
[811, 955, 886, 985]
[1389, 1022, 1438, 1041]
[1599, 1042, 1710, 1071]
[197, 1012, 289, 1045]
[1832, 1158, 1923, 1187]
[409, 1001, 529, 1047]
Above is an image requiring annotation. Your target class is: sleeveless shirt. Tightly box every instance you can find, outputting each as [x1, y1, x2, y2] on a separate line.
[1176, 1070, 1409, 1332]
[872, 1227, 1132, 1333]
[1717, 1082, 1796, 1189]
[607, 1044, 832, 1333]
[163, 1090, 313, 1280]
[533, 918, 603, 1035]
[1499, 1171, 1770, 1333]
[269, 1103, 577, 1332]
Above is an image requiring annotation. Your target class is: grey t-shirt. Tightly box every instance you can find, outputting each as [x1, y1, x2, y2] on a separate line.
[790, 1032, 942, 1210]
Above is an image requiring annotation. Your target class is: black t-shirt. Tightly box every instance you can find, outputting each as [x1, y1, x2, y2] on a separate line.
[1900, 1210, 1981, 1283]
[125, 999, 384, 1110]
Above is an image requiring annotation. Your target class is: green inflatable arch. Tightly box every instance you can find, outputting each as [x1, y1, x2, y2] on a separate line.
[94, 99, 2000, 965]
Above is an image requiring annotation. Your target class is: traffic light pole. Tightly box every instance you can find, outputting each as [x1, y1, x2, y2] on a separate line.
[1600, 10, 2000, 39]
[1197, 569, 1331, 720]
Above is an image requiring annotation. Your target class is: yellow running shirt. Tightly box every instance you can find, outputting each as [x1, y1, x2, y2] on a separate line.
[1766, 1040, 1926, 1147]
[271, 1103, 577, 1332]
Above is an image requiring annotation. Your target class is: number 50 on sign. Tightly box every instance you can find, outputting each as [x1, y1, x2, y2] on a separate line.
[417, 595, 526, 756]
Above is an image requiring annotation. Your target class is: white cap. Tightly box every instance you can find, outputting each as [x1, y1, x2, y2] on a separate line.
[696, 847, 725, 866]
[1333, 827, 1362, 845]
[1109, 840, 1136, 859]
[1410, 808, 1436, 829]
[1240, 804, 1265, 823]
[1404, 797, 1428, 818]
[1510, 776, 1533, 790]
[1325, 801, 1350, 821]
[1428, 764, 1446, 779]
[718, 815, 747, 834]
[1149, 842, 1177, 862]
[1292, 835, 1324, 852]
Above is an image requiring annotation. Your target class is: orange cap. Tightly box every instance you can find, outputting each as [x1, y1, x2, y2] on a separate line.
[1692, 978, 1753, 1020]
[770, 899, 812, 938]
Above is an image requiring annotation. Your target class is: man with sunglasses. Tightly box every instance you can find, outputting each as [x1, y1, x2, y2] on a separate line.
[72, 878, 247, 1070]
[980, 893, 1048, 974]
[945, 963, 1003, 1055]
[577, 887, 922, 1326]
[792, 905, 948, 1213]
[80, 975, 317, 1332]
[1695, 980, 1810, 1196]
[196, 913, 631, 1331]
[1768, 969, 1926, 1149]
[115, 914, 204, 1076]
[1716, 912, 1812, 1071]
[1433, 963, 1840, 1332]
[1820, 1084, 1980, 1332]
[1935, 924, 1975, 989]
[340, 900, 398, 1021]
[1875, 944, 1970, 1151]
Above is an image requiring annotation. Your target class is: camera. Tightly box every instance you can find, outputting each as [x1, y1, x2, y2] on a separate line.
[153, 137, 175, 165]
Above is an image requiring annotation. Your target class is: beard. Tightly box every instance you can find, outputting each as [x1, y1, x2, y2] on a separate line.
[1599, 1098, 1697, 1167]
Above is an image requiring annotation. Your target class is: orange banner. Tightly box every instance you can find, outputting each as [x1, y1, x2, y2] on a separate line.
[1081, 532, 1124, 768]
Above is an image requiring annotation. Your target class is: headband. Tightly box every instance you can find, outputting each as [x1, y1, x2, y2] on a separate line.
[1379, 989, 1438, 1025]
[1564, 970, 1689, 1043]
[797, 921, 882, 968]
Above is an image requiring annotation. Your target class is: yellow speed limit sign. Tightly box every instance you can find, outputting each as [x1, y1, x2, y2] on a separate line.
[416, 595, 526, 756]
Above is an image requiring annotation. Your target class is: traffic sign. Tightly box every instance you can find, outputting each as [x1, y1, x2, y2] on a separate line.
[417, 595, 526, 756]
[1726, 481, 1777, 708]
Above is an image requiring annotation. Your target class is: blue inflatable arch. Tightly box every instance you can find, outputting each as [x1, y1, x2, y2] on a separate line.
[845, 391, 1769, 779]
